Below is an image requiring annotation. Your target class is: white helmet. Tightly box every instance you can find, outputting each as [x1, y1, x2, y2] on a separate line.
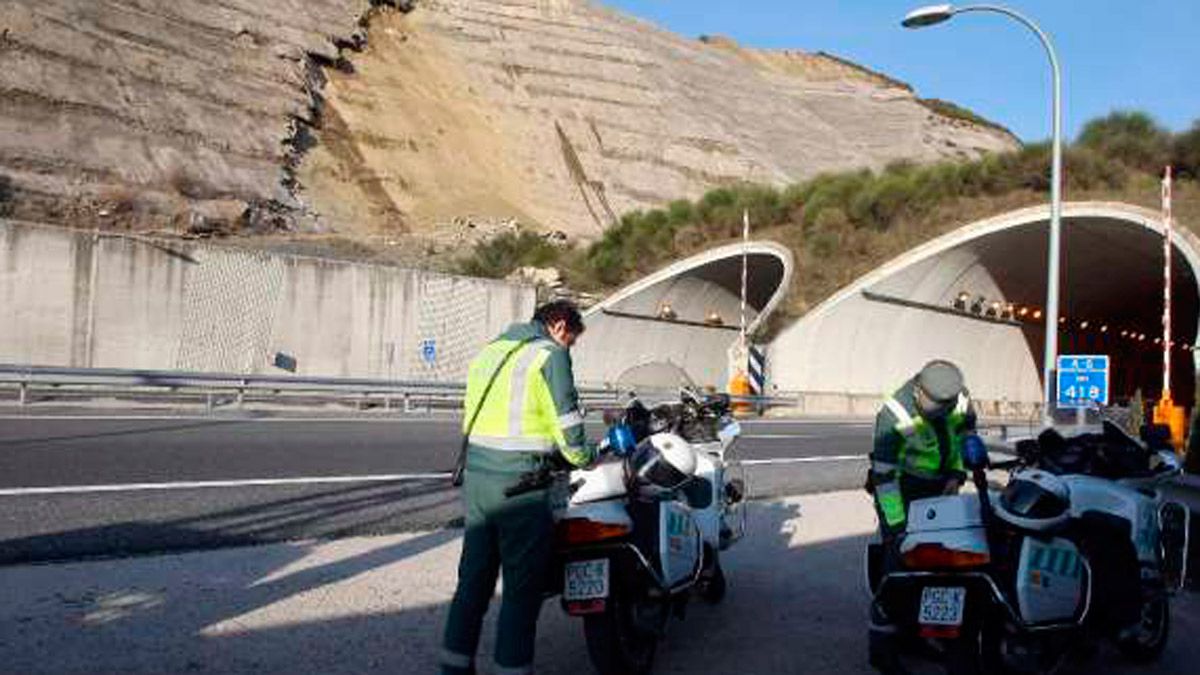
[993, 469, 1071, 531]
[630, 432, 697, 491]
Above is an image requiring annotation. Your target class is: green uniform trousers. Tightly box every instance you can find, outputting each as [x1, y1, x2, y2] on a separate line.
[869, 474, 956, 667]
[441, 449, 554, 675]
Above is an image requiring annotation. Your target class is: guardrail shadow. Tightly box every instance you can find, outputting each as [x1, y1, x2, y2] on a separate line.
[0, 478, 463, 566]
[0, 419, 248, 448]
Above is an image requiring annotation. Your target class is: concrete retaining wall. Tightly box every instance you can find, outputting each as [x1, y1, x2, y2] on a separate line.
[0, 221, 535, 380]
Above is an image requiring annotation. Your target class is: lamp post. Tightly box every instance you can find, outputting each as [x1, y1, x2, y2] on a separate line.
[903, 3, 1063, 425]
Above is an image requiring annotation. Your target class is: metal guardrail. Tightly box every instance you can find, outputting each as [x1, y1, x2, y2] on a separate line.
[0, 364, 799, 412]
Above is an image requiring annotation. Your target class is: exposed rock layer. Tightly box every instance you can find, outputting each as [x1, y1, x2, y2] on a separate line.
[0, 0, 395, 232]
[0, 0, 1018, 240]
[299, 0, 1019, 238]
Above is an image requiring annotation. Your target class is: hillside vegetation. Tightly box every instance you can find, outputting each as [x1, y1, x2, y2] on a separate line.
[461, 111, 1200, 332]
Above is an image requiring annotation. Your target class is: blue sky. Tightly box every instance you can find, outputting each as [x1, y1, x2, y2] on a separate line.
[602, 1, 1199, 142]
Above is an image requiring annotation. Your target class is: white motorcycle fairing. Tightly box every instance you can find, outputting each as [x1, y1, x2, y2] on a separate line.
[1061, 474, 1161, 563]
[899, 494, 989, 559]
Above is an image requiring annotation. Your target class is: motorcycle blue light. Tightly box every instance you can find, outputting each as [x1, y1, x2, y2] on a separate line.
[606, 424, 636, 457]
[963, 434, 989, 470]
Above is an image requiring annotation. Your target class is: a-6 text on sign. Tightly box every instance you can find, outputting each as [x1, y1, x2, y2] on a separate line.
[1056, 355, 1109, 409]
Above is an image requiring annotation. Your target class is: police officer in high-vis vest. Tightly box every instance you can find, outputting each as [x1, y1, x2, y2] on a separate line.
[867, 359, 976, 672]
[441, 300, 597, 675]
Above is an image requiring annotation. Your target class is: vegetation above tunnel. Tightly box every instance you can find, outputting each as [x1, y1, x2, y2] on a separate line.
[459, 110, 1200, 334]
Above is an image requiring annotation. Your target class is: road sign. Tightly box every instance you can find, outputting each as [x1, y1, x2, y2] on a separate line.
[1056, 354, 1109, 409]
[420, 338, 437, 365]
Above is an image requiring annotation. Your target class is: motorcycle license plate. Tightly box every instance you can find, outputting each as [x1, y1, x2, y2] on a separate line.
[564, 559, 609, 601]
[918, 587, 966, 626]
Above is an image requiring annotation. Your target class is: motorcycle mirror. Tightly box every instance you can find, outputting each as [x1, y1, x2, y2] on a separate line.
[1155, 450, 1182, 473]
[962, 434, 989, 470]
[1140, 423, 1174, 452]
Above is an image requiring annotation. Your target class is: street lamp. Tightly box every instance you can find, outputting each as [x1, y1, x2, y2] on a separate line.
[903, 3, 1064, 425]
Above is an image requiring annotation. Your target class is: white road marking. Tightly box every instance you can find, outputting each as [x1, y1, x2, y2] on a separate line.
[0, 473, 452, 497]
[741, 455, 864, 466]
[0, 415, 456, 423]
[742, 434, 819, 439]
[740, 419, 874, 427]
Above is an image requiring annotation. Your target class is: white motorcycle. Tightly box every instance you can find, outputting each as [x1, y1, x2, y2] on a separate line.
[512, 389, 746, 674]
[868, 421, 1190, 674]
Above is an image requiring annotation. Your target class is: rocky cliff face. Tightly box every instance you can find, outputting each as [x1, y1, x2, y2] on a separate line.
[0, 0, 1017, 241]
[0, 0, 407, 233]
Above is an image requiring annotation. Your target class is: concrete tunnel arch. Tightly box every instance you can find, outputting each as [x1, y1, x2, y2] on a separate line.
[572, 241, 794, 389]
[769, 201, 1200, 411]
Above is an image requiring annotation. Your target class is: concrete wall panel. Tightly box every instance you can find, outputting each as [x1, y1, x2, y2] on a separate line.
[0, 221, 535, 380]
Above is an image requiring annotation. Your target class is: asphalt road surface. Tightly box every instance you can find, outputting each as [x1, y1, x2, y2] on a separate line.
[2, 491, 1195, 675]
[0, 410, 873, 563]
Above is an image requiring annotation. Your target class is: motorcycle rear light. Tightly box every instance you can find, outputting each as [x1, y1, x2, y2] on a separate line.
[902, 543, 990, 569]
[564, 599, 607, 615]
[918, 625, 961, 639]
[556, 518, 631, 545]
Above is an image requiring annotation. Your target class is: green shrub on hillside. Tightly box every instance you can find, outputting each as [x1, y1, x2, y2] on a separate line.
[1173, 121, 1200, 180]
[1078, 111, 1172, 173]
[458, 230, 561, 278]
[458, 109, 1198, 307]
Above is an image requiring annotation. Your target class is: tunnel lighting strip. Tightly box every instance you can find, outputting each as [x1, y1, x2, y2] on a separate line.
[861, 290, 1022, 326]
[600, 308, 742, 331]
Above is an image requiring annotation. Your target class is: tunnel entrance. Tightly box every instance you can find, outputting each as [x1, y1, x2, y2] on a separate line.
[969, 215, 1198, 408]
[769, 202, 1200, 410]
[573, 242, 793, 388]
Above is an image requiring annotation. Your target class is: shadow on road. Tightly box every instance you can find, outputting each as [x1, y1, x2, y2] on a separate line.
[0, 419, 251, 448]
[0, 479, 462, 565]
[2, 495, 1195, 674]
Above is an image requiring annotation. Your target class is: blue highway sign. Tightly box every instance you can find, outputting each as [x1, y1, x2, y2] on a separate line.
[1056, 354, 1109, 409]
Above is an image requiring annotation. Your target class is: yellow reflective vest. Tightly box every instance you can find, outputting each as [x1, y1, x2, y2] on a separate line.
[463, 325, 593, 467]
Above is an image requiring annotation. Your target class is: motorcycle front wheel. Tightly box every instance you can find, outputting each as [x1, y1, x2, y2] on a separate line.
[583, 593, 659, 675]
[698, 549, 727, 604]
[1115, 593, 1170, 662]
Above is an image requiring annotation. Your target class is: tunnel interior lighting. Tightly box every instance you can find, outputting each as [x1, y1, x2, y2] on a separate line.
[1032, 310, 1043, 320]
